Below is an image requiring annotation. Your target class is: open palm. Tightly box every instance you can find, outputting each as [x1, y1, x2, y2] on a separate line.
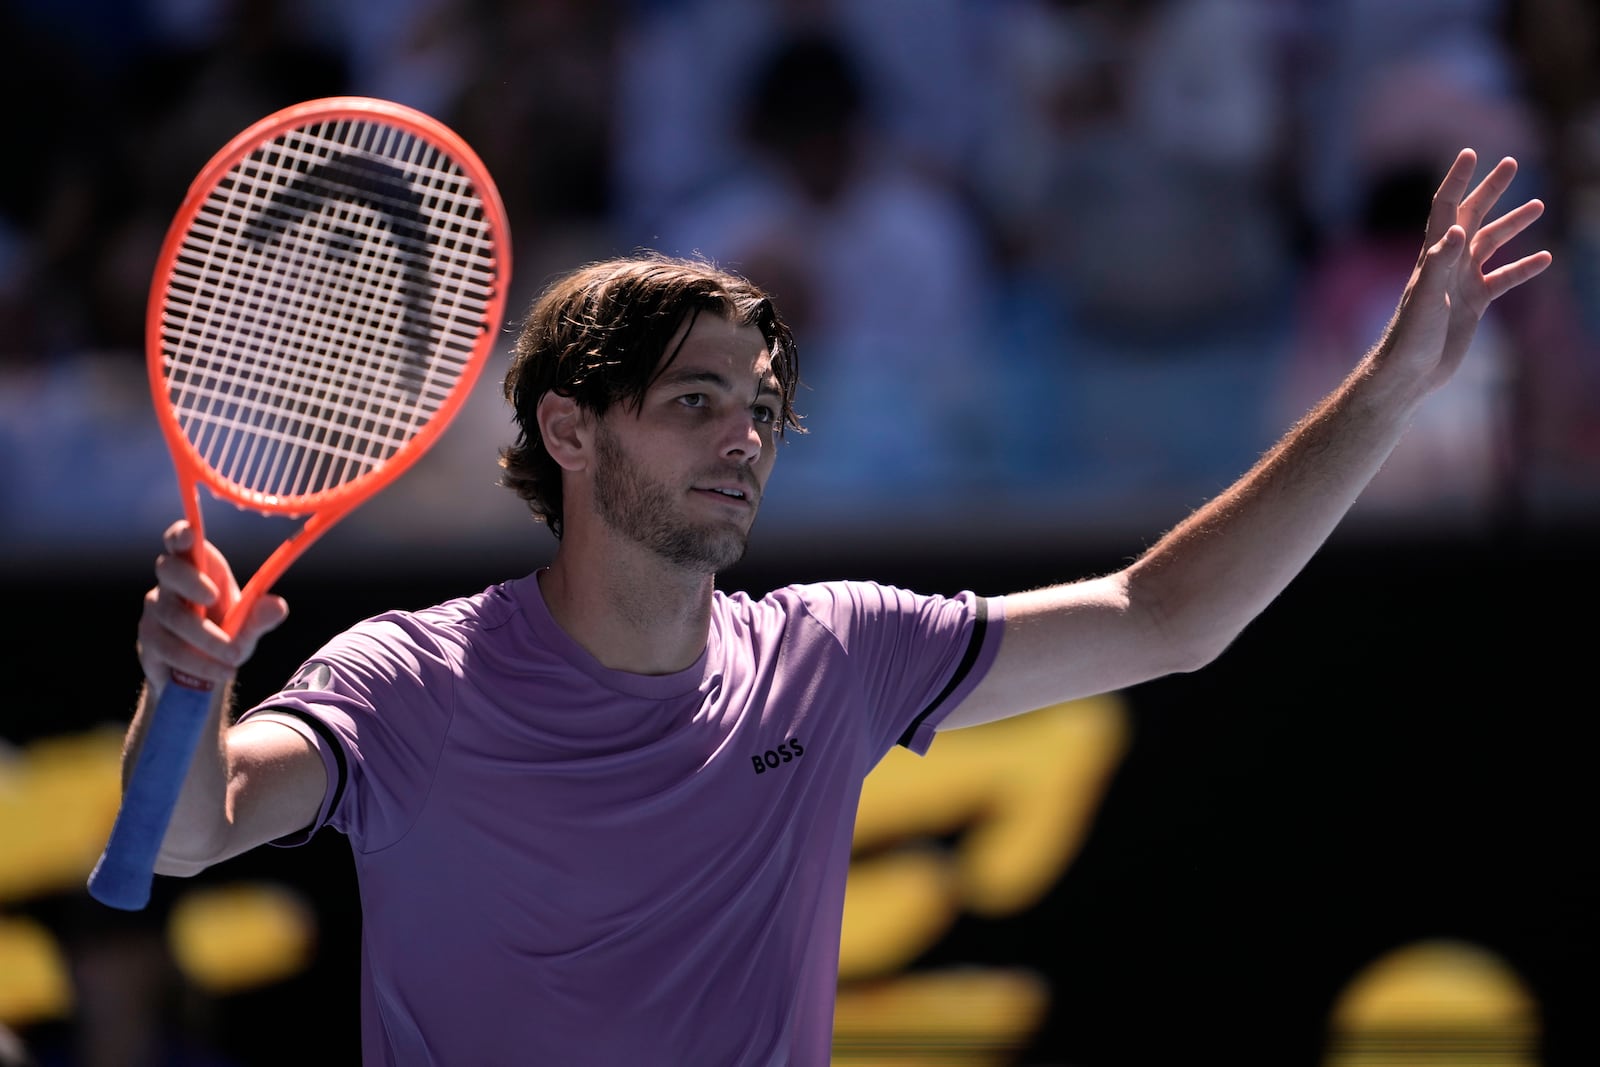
[1382, 149, 1552, 394]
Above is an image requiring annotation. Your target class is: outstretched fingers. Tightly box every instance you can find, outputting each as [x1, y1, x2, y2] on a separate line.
[1471, 197, 1545, 263]
[1467, 191, 1551, 300]
[1424, 149, 1479, 246]
[1457, 155, 1521, 234]
[1425, 150, 1552, 303]
[1484, 249, 1554, 301]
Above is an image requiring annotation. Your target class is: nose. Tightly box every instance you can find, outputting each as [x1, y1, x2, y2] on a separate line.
[720, 411, 764, 465]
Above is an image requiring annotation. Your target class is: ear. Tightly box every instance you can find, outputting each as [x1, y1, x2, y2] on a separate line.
[536, 392, 591, 473]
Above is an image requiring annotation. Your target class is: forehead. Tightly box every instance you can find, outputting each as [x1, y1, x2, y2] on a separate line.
[654, 311, 776, 388]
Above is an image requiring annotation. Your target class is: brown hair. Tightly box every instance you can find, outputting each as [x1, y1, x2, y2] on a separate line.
[499, 252, 803, 538]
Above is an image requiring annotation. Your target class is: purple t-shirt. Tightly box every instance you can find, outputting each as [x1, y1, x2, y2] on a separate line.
[241, 572, 1004, 1066]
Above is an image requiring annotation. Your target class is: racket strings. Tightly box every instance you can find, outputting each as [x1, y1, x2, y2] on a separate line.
[162, 116, 499, 505]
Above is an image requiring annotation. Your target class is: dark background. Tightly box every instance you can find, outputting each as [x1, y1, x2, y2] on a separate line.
[9, 520, 1594, 1065]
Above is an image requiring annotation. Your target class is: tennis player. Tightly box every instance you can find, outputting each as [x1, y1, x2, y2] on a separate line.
[124, 149, 1549, 1065]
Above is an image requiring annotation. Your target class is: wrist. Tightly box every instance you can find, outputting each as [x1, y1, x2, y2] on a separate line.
[1351, 345, 1435, 421]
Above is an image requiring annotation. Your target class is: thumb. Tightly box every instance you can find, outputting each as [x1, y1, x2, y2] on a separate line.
[1393, 224, 1465, 339]
[234, 595, 290, 654]
[1417, 224, 1466, 292]
[249, 594, 290, 636]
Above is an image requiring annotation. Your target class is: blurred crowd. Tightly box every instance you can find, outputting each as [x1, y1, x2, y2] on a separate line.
[2, 0, 1598, 562]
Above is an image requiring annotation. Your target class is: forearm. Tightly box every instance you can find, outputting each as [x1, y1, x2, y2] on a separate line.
[1127, 347, 1429, 665]
[121, 679, 238, 875]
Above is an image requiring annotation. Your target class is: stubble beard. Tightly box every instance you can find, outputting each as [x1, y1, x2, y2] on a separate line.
[592, 422, 753, 573]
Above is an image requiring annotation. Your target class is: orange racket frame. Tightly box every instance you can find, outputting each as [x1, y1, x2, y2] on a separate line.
[91, 96, 512, 910]
[146, 96, 513, 636]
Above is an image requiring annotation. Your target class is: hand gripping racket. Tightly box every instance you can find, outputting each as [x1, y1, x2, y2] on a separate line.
[88, 97, 512, 910]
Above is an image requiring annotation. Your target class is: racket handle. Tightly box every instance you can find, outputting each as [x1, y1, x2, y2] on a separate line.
[88, 677, 215, 910]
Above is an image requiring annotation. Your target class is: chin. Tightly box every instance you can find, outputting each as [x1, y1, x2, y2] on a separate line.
[650, 524, 750, 574]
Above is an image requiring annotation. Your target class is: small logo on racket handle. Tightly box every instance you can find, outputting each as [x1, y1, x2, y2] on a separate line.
[168, 669, 216, 692]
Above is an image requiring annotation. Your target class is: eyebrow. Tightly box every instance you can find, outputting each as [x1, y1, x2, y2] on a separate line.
[655, 367, 782, 401]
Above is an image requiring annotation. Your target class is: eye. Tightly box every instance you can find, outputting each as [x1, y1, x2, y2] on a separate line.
[678, 393, 707, 409]
[752, 404, 777, 425]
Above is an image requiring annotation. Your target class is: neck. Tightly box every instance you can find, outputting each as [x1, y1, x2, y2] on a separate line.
[538, 533, 715, 675]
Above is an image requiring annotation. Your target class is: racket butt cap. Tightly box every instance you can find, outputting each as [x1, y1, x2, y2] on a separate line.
[87, 856, 154, 911]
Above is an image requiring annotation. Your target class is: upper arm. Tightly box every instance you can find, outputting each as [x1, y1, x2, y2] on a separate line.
[217, 718, 327, 863]
[938, 571, 1193, 731]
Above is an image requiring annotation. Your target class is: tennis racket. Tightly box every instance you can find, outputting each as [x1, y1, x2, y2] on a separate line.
[88, 96, 512, 910]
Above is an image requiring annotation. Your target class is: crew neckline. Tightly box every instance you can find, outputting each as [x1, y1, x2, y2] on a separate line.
[510, 569, 716, 699]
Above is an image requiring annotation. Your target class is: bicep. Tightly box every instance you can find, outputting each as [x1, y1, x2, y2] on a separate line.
[939, 573, 1184, 731]
[218, 718, 328, 861]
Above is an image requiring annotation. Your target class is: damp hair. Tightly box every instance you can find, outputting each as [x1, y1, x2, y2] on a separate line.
[498, 252, 803, 539]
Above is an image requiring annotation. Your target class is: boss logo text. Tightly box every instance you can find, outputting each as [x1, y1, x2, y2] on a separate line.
[752, 737, 805, 774]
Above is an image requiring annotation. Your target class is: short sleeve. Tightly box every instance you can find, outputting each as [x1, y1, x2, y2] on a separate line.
[790, 582, 1005, 758]
[237, 613, 457, 853]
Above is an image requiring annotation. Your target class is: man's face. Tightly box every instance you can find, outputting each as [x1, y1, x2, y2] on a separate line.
[589, 313, 780, 573]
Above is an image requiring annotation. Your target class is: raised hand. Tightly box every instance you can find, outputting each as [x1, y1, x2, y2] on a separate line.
[1381, 149, 1553, 395]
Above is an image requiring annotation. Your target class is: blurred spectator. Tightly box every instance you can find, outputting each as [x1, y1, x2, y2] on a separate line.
[979, 0, 1299, 339]
[612, 0, 989, 241]
[15, 0, 350, 360]
[2, 0, 1598, 560]
[1293, 0, 1518, 237]
[0, 0, 353, 558]
[309, 0, 625, 556]
[970, 0, 1302, 500]
[0, 350, 177, 555]
[625, 15, 1002, 498]
[329, 0, 622, 289]
[0, 3, 126, 363]
[1497, 0, 1600, 512]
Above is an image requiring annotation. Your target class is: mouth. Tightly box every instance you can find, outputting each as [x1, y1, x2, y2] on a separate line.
[692, 483, 758, 508]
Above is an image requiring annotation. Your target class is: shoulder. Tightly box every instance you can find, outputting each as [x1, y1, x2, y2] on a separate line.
[306, 581, 519, 682]
[717, 581, 990, 644]
[715, 579, 881, 624]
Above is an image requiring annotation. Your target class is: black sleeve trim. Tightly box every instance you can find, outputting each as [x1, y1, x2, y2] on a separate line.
[897, 597, 990, 748]
[260, 706, 348, 834]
